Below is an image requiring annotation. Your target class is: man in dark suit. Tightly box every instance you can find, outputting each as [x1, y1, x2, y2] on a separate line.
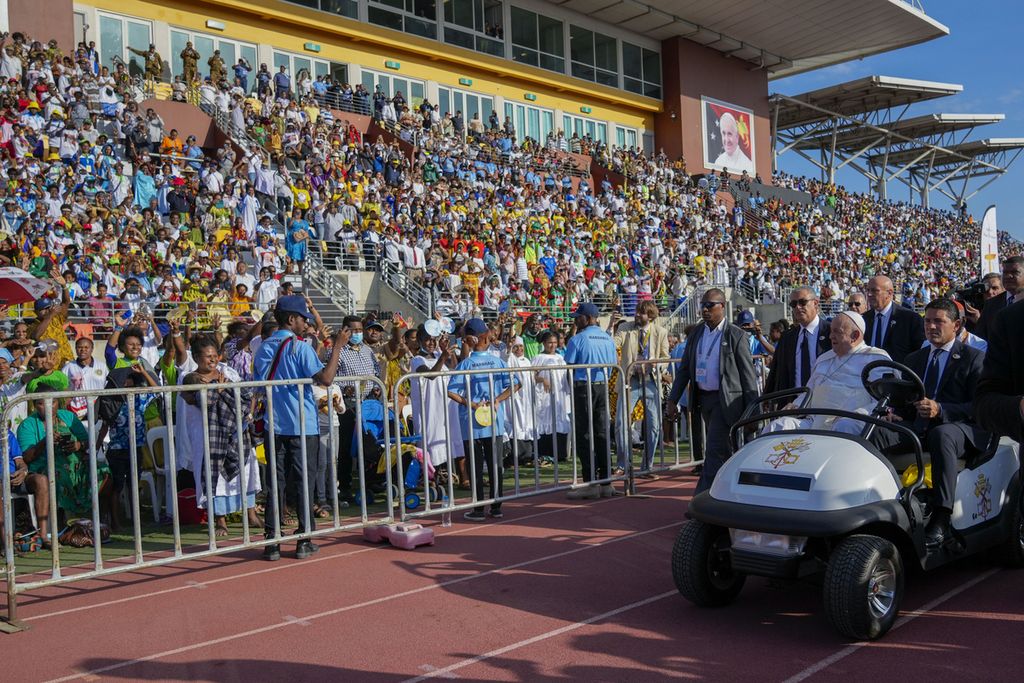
[973, 257, 1023, 340]
[667, 288, 759, 494]
[878, 299, 988, 547]
[863, 275, 925, 363]
[976, 298, 1024, 442]
[765, 286, 832, 394]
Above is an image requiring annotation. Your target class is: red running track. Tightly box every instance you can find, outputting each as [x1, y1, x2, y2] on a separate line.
[4, 472, 1022, 682]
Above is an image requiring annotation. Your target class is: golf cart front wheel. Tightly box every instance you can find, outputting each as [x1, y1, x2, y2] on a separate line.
[824, 535, 904, 640]
[672, 520, 746, 607]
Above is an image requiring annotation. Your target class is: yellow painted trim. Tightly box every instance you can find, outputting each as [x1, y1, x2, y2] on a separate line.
[84, 0, 662, 115]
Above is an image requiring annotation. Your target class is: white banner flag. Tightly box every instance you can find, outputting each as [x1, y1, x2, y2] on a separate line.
[980, 205, 999, 276]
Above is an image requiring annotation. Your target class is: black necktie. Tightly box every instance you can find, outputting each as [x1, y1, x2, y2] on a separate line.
[923, 349, 943, 400]
[798, 329, 811, 387]
[872, 314, 883, 347]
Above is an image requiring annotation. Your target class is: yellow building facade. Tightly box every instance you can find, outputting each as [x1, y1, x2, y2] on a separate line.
[73, 0, 660, 151]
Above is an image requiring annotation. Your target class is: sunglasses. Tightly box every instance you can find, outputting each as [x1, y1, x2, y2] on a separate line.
[846, 300, 865, 307]
[789, 298, 814, 308]
[700, 301, 724, 309]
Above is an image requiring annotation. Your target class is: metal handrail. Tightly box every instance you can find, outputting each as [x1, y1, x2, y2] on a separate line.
[380, 260, 432, 318]
[305, 250, 356, 314]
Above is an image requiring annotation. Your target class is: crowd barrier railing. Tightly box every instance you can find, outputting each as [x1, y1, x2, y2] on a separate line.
[391, 362, 626, 521]
[1, 374, 389, 630]
[621, 358, 700, 481]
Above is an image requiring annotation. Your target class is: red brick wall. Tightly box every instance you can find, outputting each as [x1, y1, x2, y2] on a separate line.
[655, 36, 771, 181]
[8, 0, 74, 53]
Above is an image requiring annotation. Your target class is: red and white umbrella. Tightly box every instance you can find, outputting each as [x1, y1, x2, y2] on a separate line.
[0, 267, 54, 306]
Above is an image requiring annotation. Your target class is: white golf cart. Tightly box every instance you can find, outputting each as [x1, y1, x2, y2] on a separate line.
[673, 360, 1023, 640]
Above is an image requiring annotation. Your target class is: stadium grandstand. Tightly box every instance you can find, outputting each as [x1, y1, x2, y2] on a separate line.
[1, 0, 1023, 667]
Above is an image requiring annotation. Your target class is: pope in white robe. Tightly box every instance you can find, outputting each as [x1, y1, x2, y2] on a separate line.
[765, 311, 891, 435]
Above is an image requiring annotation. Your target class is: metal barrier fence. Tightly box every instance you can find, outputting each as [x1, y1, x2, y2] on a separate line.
[1, 374, 389, 630]
[2, 355, 706, 627]
[390, 357, 700, 523]
[391, 362, 626, 521]
[621, 358, 701, 477]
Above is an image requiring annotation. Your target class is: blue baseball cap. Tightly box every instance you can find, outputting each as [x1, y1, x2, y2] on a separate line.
[0, 348, 13, 364]
[573, 302, 600, 319]
[464, 318, 488, 336]
[275, 294, 312, 321]
[34, 297, 56, 313]
[736, 311, 755, 326]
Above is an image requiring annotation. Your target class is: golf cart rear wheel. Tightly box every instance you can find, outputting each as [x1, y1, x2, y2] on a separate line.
[992, 489, 1024, 568]
[824, 535, 904, 640]
[671, 520, 745, 607]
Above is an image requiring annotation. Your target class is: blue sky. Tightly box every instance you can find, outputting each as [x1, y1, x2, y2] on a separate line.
[772, 1, 1024, 238]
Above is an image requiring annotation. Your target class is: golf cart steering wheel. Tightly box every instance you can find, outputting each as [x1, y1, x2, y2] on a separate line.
[860, 359, 926, 407]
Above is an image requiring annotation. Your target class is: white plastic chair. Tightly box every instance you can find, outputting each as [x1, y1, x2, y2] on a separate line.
[145, 426, 173, 521]
[120, 470, 161, 524]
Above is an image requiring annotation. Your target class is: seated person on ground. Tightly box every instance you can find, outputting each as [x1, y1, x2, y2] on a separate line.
[1, 428, 51, 547]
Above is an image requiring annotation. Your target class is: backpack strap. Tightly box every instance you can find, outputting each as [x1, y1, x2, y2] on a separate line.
[267, 336, 293, 381]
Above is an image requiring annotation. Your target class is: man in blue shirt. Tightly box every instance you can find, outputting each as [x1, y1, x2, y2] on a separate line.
[273, 66, 291, 100]
[253, 295, 348, 560]
[563, 302, 617, 499]
[447, 318, 518, 521]
[233, 58, 252, 93]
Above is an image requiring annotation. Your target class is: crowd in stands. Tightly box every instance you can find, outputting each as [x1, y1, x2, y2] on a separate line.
[0, 30, 1020, 550]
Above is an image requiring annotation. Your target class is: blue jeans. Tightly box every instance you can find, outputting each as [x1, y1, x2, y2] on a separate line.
[617, 377, 662, 470]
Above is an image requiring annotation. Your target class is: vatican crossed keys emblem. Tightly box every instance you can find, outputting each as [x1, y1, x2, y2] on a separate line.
[765, 437, 811, 469]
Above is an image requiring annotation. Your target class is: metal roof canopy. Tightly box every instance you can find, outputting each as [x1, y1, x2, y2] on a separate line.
[770, 81, 1023, 211]
[774, 75, 962, 130]
[543, 0, 948, 78]
[876, 138, 1024, 209]
[791, 113, 1004, 152]
[868, 137, 1024, 169]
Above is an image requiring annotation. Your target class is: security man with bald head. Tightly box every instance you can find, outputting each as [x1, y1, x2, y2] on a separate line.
[863, 275, 925, 363]
[667, 288, 759, 493]
[765, 286, 832, 394]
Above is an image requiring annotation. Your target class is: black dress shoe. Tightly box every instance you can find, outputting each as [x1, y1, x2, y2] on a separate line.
[262, 544, 281, 562]
[924, 510, 951, 548]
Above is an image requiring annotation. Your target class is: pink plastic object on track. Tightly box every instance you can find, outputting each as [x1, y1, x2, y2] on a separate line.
[362, 522, 436, 550]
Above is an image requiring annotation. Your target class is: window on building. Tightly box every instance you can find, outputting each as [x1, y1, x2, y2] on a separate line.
[97, 13, 152, 78]
[283, 0, 359, 19]
[622, 42, 661, 98]
[273, 51, 332, 82]
[169, 29, 258, 88]
[570, 26, 617, 87]
[614, 125, 639, 150]
[443, 0, 503, 57]
[362, 69, 427, 109]
[510, 7, 564, 73]
[437, 85, 494, 124]
[562, 114, 608, 144]
[272, 50, 341, 99]
[504, 101, 554, 144]
[369, 0, 438, 40]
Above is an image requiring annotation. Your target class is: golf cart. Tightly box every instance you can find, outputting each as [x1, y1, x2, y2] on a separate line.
[673, 360, 1023, 640]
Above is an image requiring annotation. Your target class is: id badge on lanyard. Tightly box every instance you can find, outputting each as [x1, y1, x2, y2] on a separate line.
[696, 330, 719, 383]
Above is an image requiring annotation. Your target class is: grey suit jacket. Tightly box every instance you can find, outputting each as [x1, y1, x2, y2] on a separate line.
[669, 321, 760, 427]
